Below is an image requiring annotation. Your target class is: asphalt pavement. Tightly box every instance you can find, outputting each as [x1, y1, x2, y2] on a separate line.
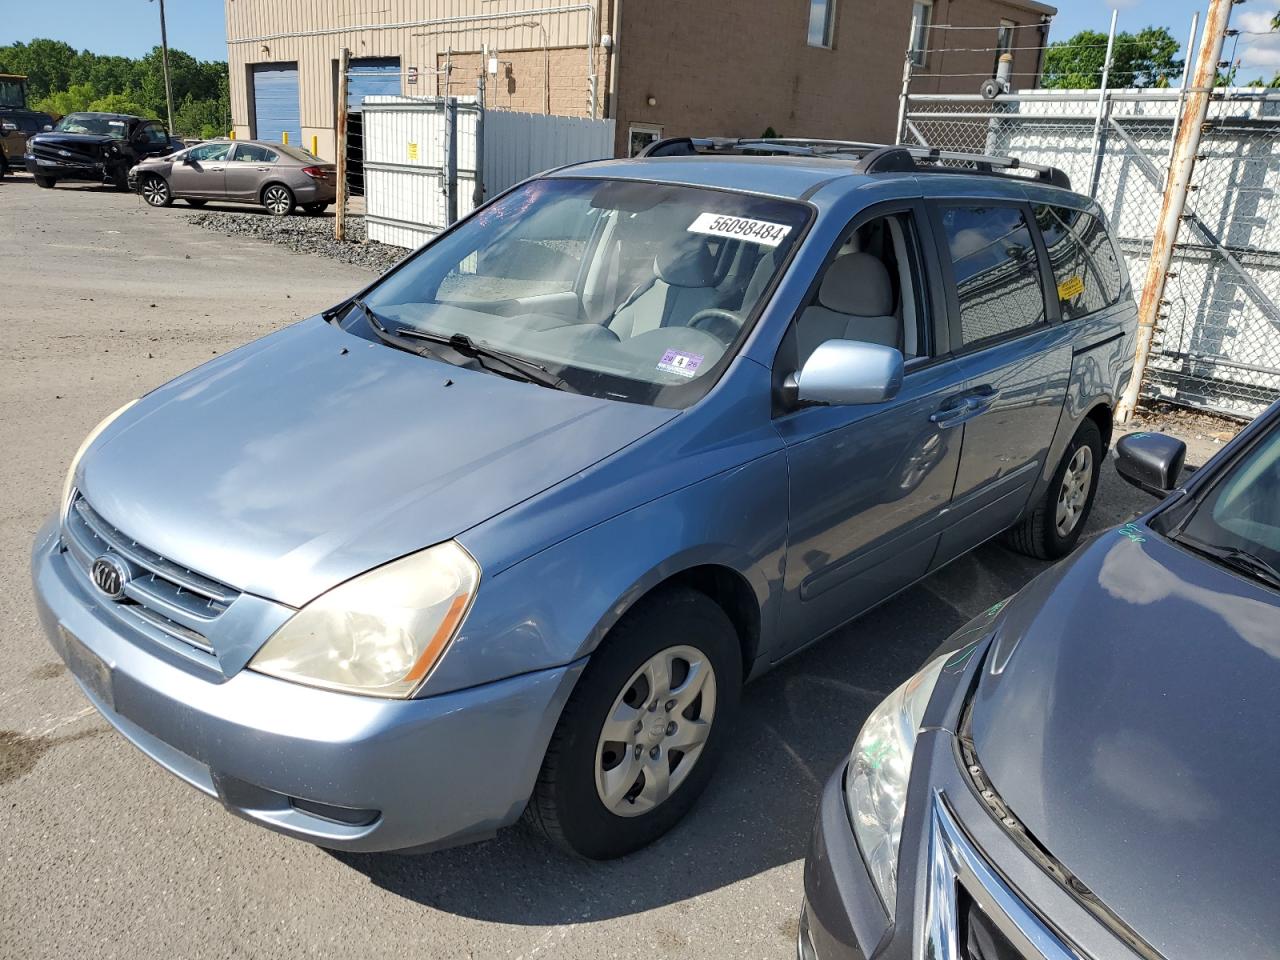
[0, 174, 1157, 959]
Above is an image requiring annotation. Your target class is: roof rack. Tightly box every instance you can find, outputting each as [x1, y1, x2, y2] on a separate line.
[635, 137, 1071, 191]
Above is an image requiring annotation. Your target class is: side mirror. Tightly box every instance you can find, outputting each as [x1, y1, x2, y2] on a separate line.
[42, 124, 53, 132]
[0, 122, 16, 132]
[181, 155, 194, 165]
[1115, 431, 1187, 498]
[786, 339, 904, 407]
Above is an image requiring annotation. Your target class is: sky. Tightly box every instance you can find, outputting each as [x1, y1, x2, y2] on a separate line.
[2, 1, 1280, 74]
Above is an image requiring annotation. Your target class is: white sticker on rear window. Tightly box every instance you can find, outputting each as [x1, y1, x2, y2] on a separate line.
[687, 212, 792, 247]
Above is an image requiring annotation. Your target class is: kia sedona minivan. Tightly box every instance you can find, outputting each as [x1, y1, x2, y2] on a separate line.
[33, 138, 1136, 859]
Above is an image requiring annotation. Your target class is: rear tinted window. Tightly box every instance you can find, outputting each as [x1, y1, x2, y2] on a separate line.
[938, 205, 1046, 347]
[1035, 205, 1124, 320]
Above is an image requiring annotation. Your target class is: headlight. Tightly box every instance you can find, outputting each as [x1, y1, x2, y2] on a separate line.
[61, 399, 139, 519]
[845, 655, 947, 916]
[249, 541, 479, 698]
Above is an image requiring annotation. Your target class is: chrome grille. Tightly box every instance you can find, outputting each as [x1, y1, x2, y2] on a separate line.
[61, 492, 240, 656]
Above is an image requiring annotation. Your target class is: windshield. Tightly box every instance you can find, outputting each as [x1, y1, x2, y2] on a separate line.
[0, 78, 23, 109]
[361, 177, 809, 406]
[1173, 423, 1280, 583]
[54, 114, 129, 137]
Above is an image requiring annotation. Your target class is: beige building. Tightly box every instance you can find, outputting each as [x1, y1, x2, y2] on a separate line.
[224, 0, 1055, 162]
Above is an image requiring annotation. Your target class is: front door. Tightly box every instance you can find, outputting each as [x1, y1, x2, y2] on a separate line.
[927, 201, 1072, 567]
[170, 141, 232, 198]
[775, 205, 968, 655]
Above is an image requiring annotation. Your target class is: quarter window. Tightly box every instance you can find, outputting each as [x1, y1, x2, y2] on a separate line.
[807, 0, 837, 48]
[1035, 205, 1124, 320]
[938, 205, 1046, 347]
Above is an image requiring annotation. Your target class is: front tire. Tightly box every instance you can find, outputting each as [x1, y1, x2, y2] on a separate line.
[525, 586, 742, 859]
[140, 174, 172, 207]
[262, 183, 295, 216]
[34, 175, 55, 188]
[1005, 418, 1102, 560]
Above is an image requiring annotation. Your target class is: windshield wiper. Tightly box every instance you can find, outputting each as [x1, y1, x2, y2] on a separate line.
[1176, 535, 1280, 591]
[394, 327, 574, 393]
[343, 298, 446, 361]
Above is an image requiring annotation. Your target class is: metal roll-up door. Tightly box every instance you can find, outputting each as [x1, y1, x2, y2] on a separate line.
[251, 64, 301, 146]
[347, 58, 401, 112]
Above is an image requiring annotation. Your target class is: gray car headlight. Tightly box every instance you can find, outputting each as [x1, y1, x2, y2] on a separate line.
[845, 654, 947, 916]
[250, 541, 479, 699]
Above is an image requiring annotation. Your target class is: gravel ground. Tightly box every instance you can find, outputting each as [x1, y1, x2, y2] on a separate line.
[188, 209, 410, 275]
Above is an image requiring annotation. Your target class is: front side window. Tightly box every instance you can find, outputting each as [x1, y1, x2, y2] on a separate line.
[1035, 205, 1123, 320]
[361, 177, 810, 407]
[139, 122, 169, 144]
[807, 0, 837, 48]
[186, 142, 234, 163]
[910, 1, 933, 65]
[54, 113, 128, 138]
[939, 204, 1046, 347]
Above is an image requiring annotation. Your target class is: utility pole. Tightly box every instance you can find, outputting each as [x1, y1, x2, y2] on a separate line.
[151, 0, 176, 135]
[335, 48, 350, 242]
[1116, 0, 1234, 423]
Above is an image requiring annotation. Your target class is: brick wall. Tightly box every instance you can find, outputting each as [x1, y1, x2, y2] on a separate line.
[436, 48, 608, 118]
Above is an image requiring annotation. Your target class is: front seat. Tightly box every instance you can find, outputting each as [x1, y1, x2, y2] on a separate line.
[795, 252, 901, 365]
[609, 241, 722, 339]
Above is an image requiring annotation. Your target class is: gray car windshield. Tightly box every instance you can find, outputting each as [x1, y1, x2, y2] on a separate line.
[1175, 425, 1280, 587]
[361, 177, 809, 406]
[54, 114, 128, 137]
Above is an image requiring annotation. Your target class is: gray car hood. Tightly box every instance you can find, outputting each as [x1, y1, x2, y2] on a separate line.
[970, 529, 1280, 959]
[78, 318, 676, 607]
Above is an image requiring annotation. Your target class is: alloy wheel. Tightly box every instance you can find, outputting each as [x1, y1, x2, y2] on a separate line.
[142, 177, 168, 206]
[594, 645, 717, 817]
[1055, 444, 1093, 537]
[264, 186, 292, 215]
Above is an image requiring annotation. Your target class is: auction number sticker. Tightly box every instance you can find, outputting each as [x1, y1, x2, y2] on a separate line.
[688, 212, 792, 247]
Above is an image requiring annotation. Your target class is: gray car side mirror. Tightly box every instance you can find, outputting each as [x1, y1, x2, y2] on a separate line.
[1115, 431, 1187, 498]
[786, 339, 904, 407]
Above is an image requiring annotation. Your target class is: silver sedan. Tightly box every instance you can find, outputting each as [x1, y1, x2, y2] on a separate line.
[129, 139, 337, 216]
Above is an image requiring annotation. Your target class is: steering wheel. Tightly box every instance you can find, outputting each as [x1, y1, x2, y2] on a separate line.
[687, 308, 743, 344]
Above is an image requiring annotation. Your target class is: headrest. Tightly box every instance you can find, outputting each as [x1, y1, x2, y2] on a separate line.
[655, 240, 716, 288]
[818, 253, 894, 316]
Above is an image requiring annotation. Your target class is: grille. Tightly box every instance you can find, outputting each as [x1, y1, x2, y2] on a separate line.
[31, 142, 102, 165]
[61, 492, 240, 656]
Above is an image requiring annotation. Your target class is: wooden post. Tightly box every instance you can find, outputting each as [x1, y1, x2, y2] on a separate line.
[1116, 0, 1233, 423]
[334, 48, 350, 242]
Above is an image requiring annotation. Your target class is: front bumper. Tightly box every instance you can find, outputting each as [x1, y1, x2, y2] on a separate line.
[24, 155, 108, 181]
[31, 518, 584, 852]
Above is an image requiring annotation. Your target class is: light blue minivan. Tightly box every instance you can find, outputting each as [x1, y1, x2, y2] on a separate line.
[31, 139, 1136, 859]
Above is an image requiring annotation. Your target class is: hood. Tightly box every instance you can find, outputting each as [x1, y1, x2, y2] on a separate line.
[78, 318, 676, 608]
[32, 132, 118, 147]
[969, 528, 1280, 959]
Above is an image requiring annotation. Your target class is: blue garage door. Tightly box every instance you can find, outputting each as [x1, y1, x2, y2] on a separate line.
[348, 58, 401, 111]
[251, 64, 301, 146]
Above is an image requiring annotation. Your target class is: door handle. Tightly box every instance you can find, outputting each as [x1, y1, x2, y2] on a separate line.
[930, 397, 978, 428]
[967, 385, 1001, 414]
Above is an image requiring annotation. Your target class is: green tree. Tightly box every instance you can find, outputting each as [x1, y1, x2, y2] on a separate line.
[1042, 26, 1184, 89]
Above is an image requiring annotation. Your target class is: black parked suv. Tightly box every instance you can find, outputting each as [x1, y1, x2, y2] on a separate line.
[24, 112, 179, 189]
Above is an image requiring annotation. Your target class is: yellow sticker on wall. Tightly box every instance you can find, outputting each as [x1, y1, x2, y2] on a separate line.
[1057, 275, 1085, 300]
[407, 142, 419, 161]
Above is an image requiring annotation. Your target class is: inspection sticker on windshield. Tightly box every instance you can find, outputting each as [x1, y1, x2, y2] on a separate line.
[687, 212, 792, 247]
[658, 349, 705, 378]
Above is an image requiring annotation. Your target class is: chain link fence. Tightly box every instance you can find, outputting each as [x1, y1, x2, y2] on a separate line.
[903, 89, 1280, 420]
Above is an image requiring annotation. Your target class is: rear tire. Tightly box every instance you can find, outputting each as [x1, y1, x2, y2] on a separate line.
[525, 586, 742, 860]
[1005, 418, 1102, 560]
[303, 201, 330, 215]
[140, 174, 172, 207]
[262, 183, 295, 216]
[34, 175, 55, 188]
